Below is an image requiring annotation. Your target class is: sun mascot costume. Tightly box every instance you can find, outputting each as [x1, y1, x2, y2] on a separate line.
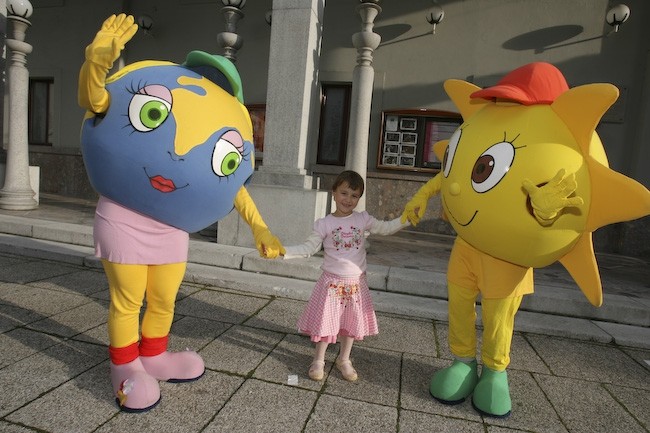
[78, 14, 284, 412]
[402, 62, 650, 417]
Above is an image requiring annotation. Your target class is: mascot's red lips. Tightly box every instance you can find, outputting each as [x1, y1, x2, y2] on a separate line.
[150, 175, 176, 192]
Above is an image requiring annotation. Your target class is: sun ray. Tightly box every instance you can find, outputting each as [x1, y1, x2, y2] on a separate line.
[585, 156, 650, 232]
[558, 232, 602, 306]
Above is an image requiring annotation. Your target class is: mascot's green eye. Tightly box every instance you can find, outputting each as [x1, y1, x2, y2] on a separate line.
[129, 94, 172, 132]
[212, 138, 242, 177]
[140, 101, 169, 129]
[221, 152, 241, 176]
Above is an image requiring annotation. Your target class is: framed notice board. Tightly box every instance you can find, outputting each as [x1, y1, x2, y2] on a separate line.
[377, 109, 462, 173]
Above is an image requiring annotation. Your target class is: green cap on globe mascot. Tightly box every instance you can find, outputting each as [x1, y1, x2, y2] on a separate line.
[183, 51, 244, 104]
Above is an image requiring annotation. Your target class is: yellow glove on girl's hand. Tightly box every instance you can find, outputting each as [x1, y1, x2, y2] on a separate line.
[401, 173, 442, 226]
[522, 169, 584, 225]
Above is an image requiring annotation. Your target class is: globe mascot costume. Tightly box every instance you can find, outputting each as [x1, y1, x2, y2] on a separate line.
[402, 62, 650, 417]
[77, 14, 285, 412]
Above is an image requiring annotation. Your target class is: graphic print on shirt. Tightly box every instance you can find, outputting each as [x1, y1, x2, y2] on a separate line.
[331, 225, 363, 250]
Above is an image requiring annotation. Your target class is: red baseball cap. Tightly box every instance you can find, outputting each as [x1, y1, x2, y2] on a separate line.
[470, 62, 569, 105]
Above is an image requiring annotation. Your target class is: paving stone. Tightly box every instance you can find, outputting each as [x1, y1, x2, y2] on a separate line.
[325, 346, 401, 407]
[5, 361, 117, 433]
[357, 312, 437, 357]
[0, 339, 106, 417]
[399, 409, 485, 432]
[0, 283, 90, 317]
[243, 297, 306, 334]
[26, 299, 108, 338]
[0, 302, 43, 332]
[535, 374, 647, 433]
[0, 328, 61, 368]
[97, 370, 243, 433]
[253, 333, 336, 391]
[602, 384, 650, 430]
[204, 379, 316, 433]
[0, 259, 80, 284]
[305, 393, 397, 432]
[168, 315, 231, 352]
[29, 269, 108, 296]
[527, 334, 650, 390]
[201, 324, 284, 375]
[174, 287, 270, 324]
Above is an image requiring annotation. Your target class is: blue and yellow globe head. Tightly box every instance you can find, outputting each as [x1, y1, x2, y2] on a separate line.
[81, 51, 254, 233]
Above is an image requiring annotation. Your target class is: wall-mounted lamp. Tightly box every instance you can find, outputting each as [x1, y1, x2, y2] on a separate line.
[426, 3, 444, 34]
[7, 0, 33, 19]
[606, 4, 630, 33]
[137, 15, 154, 36]
[222, 0, 246, 8]
[265, 9, 272, 26]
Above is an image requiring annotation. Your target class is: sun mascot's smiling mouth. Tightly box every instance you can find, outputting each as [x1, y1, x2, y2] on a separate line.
[442, 196, 478, 227]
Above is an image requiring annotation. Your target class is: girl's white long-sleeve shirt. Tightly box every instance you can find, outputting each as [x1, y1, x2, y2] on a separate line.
[284, 211, 409, 277]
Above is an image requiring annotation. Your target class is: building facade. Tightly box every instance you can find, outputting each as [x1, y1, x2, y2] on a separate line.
[2, 0, 649, 256]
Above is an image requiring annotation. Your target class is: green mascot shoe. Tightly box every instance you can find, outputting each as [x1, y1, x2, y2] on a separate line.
[471, 367, 511, 418]
[430, 359, 479, 404]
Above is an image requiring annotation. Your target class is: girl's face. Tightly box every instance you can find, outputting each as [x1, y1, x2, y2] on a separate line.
[332, 182, 362, 217]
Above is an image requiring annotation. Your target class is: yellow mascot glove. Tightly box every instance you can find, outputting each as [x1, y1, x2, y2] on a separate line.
[78, 14, 138, 113]
[522, 168, 584, 226]
[401, 173, 442, 226]
[234, 187, 285, 258]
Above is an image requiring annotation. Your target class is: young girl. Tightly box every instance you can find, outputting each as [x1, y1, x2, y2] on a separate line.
[283, 170, 409, 382]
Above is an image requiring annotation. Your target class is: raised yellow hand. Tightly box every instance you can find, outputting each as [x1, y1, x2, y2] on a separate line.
[401, 173, 442, 226]
[78, 14, 138, 113]
[85, 14, 138, 69]
[522, 169, 584, 225]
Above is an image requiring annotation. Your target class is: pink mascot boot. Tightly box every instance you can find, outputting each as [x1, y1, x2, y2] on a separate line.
[110, 358, 161, 412]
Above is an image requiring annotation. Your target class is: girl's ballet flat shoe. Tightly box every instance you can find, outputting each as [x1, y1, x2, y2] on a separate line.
[308, 360, 325, 381]
[336, 359, 358, 382]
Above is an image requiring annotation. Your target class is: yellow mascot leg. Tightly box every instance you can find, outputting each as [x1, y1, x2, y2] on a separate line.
[471, 295, 523, 418]
[103, 260, 161, 412]
[138, 262, 205, 382]
[430, 282, 480, 404]
[104, 260, 148, 358]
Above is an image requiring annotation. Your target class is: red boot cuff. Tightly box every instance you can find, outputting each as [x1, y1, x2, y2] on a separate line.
[139, 335, 169, 357]
[109, 342, 139, 365]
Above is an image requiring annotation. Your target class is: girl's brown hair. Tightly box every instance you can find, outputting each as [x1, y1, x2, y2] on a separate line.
[332, 170, 364, 196]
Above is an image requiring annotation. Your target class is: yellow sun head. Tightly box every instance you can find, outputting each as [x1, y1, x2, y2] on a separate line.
[438, 63, 650, 281]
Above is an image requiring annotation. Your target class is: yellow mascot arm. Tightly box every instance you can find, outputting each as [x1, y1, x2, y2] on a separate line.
[522, 169, 584, 226]
[234, 186, 285, 258]
[401, 173, 442, 226]
[78, 14, 138, 113]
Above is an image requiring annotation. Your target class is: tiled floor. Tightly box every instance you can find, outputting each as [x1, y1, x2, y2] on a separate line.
[0, 251, 649, 432]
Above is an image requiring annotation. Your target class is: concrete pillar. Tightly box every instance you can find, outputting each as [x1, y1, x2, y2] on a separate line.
[345, 0, 381, 211]
[0, 7, 37, 210]
[217, 0, 329, 247]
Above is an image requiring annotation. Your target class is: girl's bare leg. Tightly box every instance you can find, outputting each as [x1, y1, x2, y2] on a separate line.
[308, 341, 328, 381]
[336, 335, 358, 381]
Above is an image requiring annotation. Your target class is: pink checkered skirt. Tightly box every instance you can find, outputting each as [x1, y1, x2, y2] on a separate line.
[297, 271, 378, 343]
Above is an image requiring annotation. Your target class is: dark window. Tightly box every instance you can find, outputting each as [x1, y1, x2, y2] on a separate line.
[316, 83, 351, 166]
[28, 78, 54, 146]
